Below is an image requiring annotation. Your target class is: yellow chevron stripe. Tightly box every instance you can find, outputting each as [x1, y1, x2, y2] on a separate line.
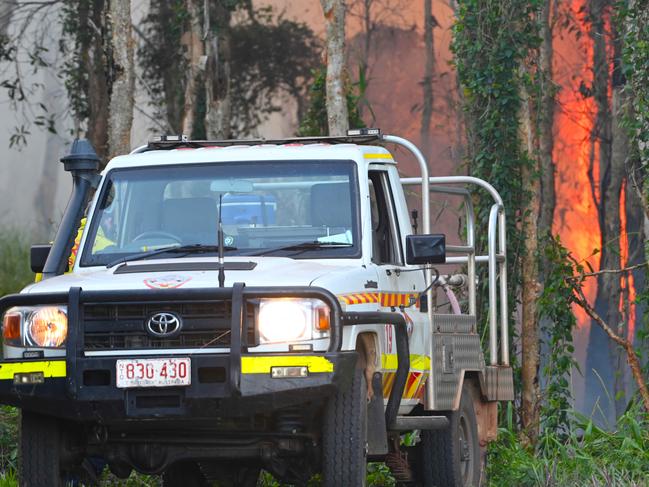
[382, 372, 396, 397]
[339, 292, 418, 307]
[414, 373, 428, 400]
[381, 371, 429, 399]
[406, 372, 423, 398]
[379, 292, 419, 307]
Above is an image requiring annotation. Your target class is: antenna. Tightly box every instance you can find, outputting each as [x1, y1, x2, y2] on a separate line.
[218, 194, 225, 287]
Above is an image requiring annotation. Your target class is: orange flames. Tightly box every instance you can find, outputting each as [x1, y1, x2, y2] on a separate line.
[553, 0, 636, 342]
[552, 0, 600, 327]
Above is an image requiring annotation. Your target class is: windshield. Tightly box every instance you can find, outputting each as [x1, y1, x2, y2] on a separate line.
[80, 160, 360, 266]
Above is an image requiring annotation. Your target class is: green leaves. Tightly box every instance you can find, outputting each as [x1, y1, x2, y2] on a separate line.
[620, 1, 649, 166]
[297, 65, 364, 137]
[452, 0, 541, 375]
[538, 236, 579, 435]
[488, 405, 649, 486]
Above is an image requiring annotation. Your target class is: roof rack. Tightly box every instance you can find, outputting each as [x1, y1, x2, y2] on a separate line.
[135, 128, 384, 153]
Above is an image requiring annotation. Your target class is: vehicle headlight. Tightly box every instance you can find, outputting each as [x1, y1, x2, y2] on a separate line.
[2, 306, 68, 348]
[257, 299, 330, 344]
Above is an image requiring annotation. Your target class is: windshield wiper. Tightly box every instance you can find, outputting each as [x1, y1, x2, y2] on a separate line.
[247, 241, 353, 257]
[106, 244, 237, 269]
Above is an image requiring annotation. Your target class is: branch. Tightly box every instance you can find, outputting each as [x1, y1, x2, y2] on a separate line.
[572, 284, 626, 347]
[132, 23, 157, 51]
[572, 281, 649, 411]
[568, 261, 649, 281]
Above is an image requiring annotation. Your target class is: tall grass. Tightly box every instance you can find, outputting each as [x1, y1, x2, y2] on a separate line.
[0, 229, 33, 485]
[0, 407, 17, 475]
[488, 404, 649, 486]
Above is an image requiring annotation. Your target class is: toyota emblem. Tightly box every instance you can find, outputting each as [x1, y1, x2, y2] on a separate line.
[146, 312, 183, 338]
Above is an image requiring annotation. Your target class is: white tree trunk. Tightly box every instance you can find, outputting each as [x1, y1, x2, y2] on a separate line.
[107, 0, 134, 159]
[204, 0, 232, 139]
[181, 0, 204, 137]
[320, 0, 349, 136]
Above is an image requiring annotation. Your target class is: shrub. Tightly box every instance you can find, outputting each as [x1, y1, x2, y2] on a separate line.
[0, 229, 33, 479]
[488, 405, 649, 486]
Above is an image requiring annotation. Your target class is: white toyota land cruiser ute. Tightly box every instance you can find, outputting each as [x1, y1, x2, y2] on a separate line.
[0, 129, 513, 486]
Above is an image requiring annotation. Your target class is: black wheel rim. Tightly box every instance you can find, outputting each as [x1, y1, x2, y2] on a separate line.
[458, 413, 474, 485]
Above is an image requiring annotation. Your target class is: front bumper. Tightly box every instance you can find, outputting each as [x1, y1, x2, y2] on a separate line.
[0, 284, 356, 423]
[0, 352, 357, 421]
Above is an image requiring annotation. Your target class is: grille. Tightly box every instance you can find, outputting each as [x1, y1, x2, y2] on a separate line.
[82, 301, 255, 351]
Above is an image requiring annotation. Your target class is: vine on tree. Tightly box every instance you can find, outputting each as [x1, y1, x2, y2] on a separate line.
[451, 0, 541, 364]
[537, 236, 579, 436]
[138, 3, 320, 138]
[298, 66, 363, 136]
[619, 0, 649, 374]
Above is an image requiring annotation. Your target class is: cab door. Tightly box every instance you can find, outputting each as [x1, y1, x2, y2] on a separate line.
[368, 168, 428, 403]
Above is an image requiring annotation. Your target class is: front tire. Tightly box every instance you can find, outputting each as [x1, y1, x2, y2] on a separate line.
[20, 411, 64, 487]
[420, 383, 482, 487]
[322, 365, 368, 487]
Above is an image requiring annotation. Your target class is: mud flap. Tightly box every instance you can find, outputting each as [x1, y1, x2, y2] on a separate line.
[367, 372, 388, 456]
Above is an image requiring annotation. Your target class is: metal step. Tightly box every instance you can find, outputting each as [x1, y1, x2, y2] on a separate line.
[389, 416, 449, 431]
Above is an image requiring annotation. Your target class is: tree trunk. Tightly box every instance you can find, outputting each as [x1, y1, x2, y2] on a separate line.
[204, 0, 232, 139]
[610, 32, 632, 409]
[519, 74, 541, 446]
[585, 0, 625, 422]
[83, 0, 110, 162]
[0, 0, 14, 36]
[320, 0, 348, 136]
[356, 0, 372, 120]
[150, 0, 185, 133]
[181, 0, 204, 137]
[107, 0, 134, 160]
[537, 0, 555, 238]
[448, 0, 467, 168]
[420, 0, 434, 158]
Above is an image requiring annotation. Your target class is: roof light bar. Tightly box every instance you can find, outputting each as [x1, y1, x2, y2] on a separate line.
[151, 134, 189, 143]
[347, 128, 381, 136]
[141, 131, 384, 153]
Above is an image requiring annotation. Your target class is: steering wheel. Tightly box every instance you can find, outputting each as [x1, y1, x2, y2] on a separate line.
[133, 231, 183, 243]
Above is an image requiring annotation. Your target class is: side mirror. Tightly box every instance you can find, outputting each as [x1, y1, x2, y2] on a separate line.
[405, 234, 446, 265]
[30, 244, 52, 273]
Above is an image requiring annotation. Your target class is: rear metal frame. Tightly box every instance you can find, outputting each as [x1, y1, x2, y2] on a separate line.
[400, 176, 509, 367]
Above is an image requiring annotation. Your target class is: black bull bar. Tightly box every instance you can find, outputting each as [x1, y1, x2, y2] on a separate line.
[0, 284, 410, 427]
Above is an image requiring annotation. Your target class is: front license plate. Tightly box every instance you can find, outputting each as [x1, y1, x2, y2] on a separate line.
[116, 358, 191, 388]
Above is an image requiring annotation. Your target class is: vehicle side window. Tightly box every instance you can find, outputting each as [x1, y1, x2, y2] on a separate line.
[368, 171, 402, 265]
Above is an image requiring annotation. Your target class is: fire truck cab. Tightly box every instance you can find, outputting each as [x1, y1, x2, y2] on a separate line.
[0, 130, 513, 486]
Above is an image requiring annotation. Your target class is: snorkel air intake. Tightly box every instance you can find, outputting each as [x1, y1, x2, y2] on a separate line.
[41, 139, 100, 278]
